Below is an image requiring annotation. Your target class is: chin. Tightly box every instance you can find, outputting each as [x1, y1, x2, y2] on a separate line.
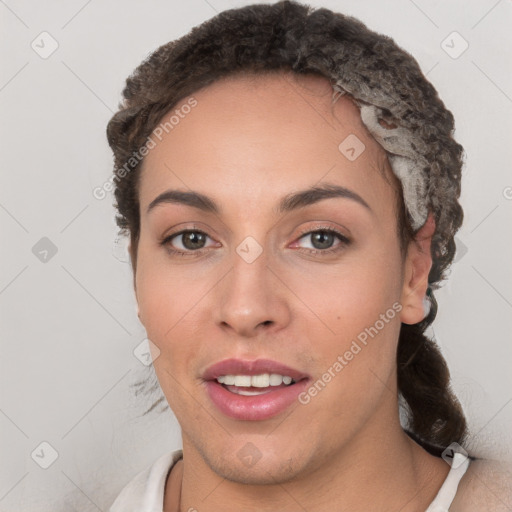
[196, 439, 318, 486]
[208, 454, 306, 485]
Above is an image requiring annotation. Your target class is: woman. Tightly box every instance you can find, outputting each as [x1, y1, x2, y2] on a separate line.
[106, 1, 511, 510]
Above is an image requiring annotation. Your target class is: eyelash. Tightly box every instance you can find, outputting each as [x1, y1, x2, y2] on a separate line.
[294, 226, 350, 256]
[160, 225, 350, 258]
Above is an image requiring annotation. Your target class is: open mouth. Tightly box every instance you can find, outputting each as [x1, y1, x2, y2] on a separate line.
[202, 360, 310, 421]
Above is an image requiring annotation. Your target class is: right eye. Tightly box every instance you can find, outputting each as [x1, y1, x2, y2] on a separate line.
[161, 229, 218, 257]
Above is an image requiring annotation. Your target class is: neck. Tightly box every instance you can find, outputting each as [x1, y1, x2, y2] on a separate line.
[171, 404, 449, 512]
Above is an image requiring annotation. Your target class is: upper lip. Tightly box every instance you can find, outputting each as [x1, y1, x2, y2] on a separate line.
[202, 358, 310, 381]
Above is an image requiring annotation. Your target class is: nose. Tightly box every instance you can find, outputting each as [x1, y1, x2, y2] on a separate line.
[212, 246, 291, 339]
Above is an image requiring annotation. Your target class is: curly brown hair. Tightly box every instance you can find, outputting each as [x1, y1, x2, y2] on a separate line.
[106, 0, 468, 456]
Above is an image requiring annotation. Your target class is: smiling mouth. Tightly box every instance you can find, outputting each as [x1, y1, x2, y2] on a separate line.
[202, 358, 310, 420]
[216, 373, 297, 396]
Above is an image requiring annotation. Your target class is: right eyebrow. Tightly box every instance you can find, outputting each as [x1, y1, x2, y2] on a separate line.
[147, 190, 220, 215]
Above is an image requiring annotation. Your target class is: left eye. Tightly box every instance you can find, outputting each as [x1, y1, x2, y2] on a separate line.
[296, 229, 348, 251]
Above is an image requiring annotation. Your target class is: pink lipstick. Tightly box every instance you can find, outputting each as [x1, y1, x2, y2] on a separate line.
[202, 358, 310, 421]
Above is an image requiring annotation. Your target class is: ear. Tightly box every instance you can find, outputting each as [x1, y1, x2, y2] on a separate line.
[128, 241, 141, 321]
[399, 212, 436, 325]
[128, 240, 137, 278]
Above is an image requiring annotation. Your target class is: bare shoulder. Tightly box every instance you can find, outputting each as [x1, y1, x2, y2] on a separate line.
[451, 457, 512, 512]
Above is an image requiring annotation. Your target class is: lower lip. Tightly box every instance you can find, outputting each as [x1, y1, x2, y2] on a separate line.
[205, 379, 310, 421]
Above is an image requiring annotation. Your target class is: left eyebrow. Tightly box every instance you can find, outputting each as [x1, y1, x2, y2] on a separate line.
[146, 182, 372, 216]
[277, 183, 372, 215]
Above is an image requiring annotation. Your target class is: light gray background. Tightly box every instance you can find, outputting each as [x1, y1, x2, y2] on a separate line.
[1, 0, 511, 510]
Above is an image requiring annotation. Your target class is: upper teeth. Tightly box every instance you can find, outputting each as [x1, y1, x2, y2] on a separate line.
[216, 374, 294, 387]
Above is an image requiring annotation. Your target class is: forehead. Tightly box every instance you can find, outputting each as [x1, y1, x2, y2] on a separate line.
[138, 72, 398, 218]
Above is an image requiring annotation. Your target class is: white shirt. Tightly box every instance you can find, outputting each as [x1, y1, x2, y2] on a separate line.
[109, 450, 470, 512]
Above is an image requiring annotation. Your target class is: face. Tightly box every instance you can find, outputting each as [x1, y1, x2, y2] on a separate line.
[133, 72, 427, 484]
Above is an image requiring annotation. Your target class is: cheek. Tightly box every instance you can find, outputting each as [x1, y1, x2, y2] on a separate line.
[282, 241, 404, 403]
[292, 286, 402, 438]
[134, 241, 217, 390]
[135, 256, 201, 417]
[283, 240, 404, 339]
[136, 239, 204, 336]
